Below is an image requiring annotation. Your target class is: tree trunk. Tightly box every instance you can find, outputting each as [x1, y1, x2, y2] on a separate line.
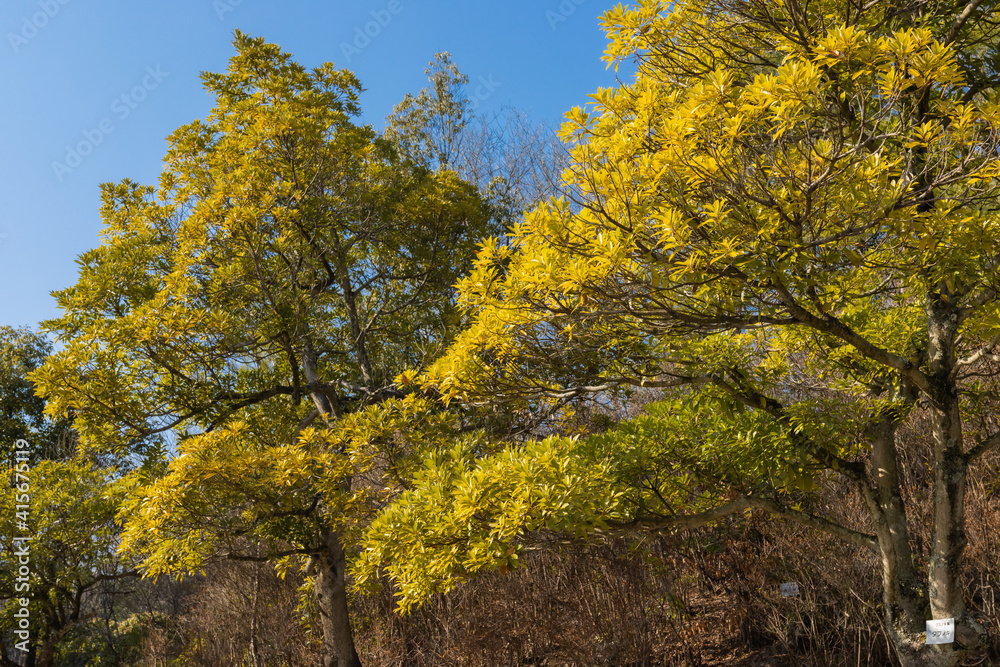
[36, 639, 56, 667]
[313, 528, 362, 667]
[249, 565, 264, 667]
[918, 295, 987, 659]
[34, 623, 73, 667]
[858, 304, 991, 665]
[864, 414, 929, 655]
[300, 343, 363, 667]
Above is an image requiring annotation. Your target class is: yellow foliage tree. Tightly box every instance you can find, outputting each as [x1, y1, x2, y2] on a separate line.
[363, 2, 1000, 665]
[32, 33, 493, 667]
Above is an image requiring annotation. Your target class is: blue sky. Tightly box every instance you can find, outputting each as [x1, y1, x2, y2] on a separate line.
[0, 0, 622, 328]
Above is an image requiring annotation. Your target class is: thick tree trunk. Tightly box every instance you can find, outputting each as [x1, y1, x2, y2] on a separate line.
[855, 414, 958, 666]
[313, 529, 362, 667]
[856, 300, 991, 665]
[919, 296, 987, 659]
[300, 344, 362, 667]
[35, 639, 56, 667]
[864, 415, 928, 651]
[34, 623, 72, 667]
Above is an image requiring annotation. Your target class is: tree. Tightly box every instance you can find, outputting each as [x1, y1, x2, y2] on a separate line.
[361, 2, 1000, 665]
[0, 461, 132, 667]
[0, 328, 66, 460]
[32, 33, 492, 667]
[384, 52, 472, 172]
[0, 328, 132, 667]
[386, 53, 567, 229]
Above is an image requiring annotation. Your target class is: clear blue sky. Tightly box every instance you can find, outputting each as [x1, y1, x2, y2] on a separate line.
[0, 0, 623, 328]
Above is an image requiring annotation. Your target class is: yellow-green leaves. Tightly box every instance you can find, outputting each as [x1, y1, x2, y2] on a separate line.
[812, 24, 871, 67]
[118, 395, 471, 579]
[0, 460, 127, 641]
[33, 34, 497, 614]
[426, 2, 1000, 413]
[877, 28, 965, 94]
[119, 422, 351, 576]
[355, 434, 625, 612]
[402, 1, 1000, 615]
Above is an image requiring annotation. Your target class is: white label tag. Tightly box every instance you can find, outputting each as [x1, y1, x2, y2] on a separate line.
[926, 618, 954, 645]
[780, 582, 800, 597]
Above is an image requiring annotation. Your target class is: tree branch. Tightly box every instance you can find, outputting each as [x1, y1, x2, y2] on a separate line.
[615, 496, 878, 552]
[769, 279, 933, 394]
[954, 332, 1000, 376]
[712, 372, 870, 485]
[965, 429, 1000, 462]
[222, 548, 320, 562]
[946, 0, 984, 45]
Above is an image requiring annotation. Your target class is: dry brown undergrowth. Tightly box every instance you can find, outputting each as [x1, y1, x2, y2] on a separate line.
[139, 420, 1000, 666]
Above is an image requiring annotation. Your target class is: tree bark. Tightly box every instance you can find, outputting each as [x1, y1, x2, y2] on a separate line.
[249, 565, 264, 667]
[34, 623, 73, 667]
[863, 414, 929, 653]
[36, 638, 55, 667]
[819, 410, 977, 666]
[301, 343, 363, 667]
[313, 528, 362, 667]
[917, 295, 987, 662]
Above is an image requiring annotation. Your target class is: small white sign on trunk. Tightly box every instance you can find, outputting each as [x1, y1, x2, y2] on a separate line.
[926, 618, 954, 645]
[779, 582, 800, 597]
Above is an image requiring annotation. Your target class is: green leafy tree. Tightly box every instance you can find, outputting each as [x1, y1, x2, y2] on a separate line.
[0, 328, 66, 460]
[32, 33, 492, 667]
[0, 328, 131, 667]
[384, 52, 472, 172]
[362, 2, 1000, 665]
[0, 461, 130, 667]
[386, 53, 566, 230]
